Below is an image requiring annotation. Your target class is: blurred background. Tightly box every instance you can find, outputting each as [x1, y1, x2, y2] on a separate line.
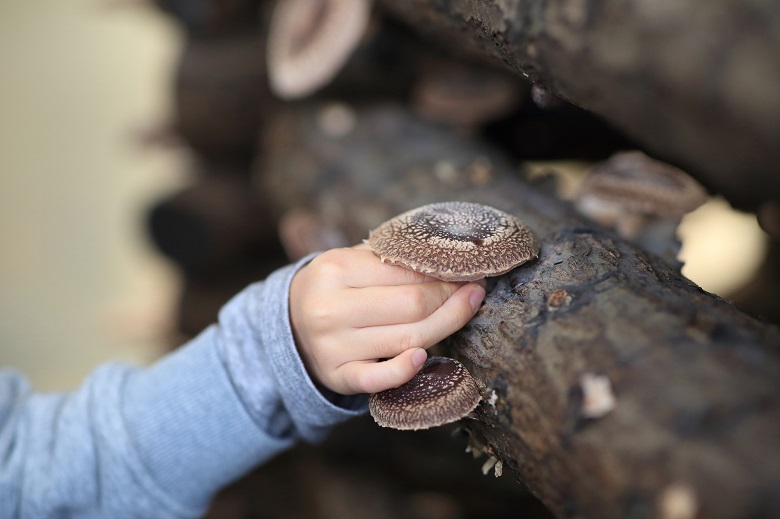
[0, 0, 186, 391]
[0, 0, 771, 391]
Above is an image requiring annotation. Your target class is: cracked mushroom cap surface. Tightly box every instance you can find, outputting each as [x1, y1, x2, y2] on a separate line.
[576, 151, 708, 218]
[367, 201, 538, 281]
[369, 357, 482, 430]
[266, 0, 371, 100]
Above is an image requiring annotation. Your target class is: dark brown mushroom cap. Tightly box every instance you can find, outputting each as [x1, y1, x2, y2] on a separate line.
[576, 151, 708, 218]
[367, 201, 538, 281]
[266, 0, 371, 100]
[369, 357, 481, 430]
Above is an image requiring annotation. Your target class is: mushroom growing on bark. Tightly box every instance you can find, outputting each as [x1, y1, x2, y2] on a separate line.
[573, 151, 708, 261]
[369, 357, 482, 430]
[367, 201, 539, 281]
[266, 0, 372, 100]
[366, 201, 539, 430]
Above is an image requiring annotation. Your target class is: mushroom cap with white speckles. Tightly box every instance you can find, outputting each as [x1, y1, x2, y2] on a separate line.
[369, 357, 482, 430]
[366, 201, 539, 281]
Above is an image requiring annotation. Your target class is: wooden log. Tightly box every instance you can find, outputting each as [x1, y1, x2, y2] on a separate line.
[256, 103, 780, 519]
[146, 171, 282, 277]
[173, 32, 270, 161]
[375, 0, 780, 213]
[150, 0, 263, 38]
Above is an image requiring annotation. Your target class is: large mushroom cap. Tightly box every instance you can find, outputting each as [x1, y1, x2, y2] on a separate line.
[266, 0, 371, 100]
[369, 357, 481, 430]
[367, 201, 538, 281]
[576, 151, 708, 218]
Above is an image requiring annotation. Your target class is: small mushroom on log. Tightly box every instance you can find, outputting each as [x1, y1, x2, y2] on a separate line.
[573, 151, 708, 260]
[411, 61, 523, 132]
[574, 151, 708, 235]
[369, 356, 482, 430]
[577, 372, 616, 420]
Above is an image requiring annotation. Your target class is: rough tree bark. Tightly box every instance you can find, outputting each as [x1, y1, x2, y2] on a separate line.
[256, 104, 780, 519]
[375, 0, 780, 212]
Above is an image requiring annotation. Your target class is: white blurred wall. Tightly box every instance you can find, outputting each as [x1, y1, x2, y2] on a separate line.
[0, 0, 184, 391]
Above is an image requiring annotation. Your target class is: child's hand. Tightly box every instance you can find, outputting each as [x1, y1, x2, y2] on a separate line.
[289, 245, 486, 396]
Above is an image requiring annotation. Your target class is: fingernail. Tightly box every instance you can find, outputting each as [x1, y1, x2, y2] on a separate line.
[412, 348, 427, 369]
[469, 285, 486, 312]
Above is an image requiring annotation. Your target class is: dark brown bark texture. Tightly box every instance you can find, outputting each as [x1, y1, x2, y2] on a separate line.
[376, 0, 780, 212]
[257, 104, 780, 519]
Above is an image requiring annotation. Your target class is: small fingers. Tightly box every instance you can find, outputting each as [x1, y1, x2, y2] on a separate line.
[339, 281, 465, 328]
[318, 247, 440, 287]
[351, 283, 486, 361]
[337, 348, 428, 394]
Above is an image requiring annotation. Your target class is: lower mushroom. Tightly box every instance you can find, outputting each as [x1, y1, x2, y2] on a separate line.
[369, 357, 482, 430]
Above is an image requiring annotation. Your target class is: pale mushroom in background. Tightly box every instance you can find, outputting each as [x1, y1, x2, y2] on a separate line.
[366, 201, 539, 282]
[266, 0, 372, 100]
[369, 357, 482, 430]
[573, 151, 708, 261]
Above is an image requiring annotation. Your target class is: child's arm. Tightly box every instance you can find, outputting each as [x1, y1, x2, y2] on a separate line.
[0, 247, 484, 519]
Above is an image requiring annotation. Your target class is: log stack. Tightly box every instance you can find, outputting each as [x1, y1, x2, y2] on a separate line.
[132, 0, 780, 517]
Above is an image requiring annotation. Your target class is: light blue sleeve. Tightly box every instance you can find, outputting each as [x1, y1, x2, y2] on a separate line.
[0, 255, 368, 519]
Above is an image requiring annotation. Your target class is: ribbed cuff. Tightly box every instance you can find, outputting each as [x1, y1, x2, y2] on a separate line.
[121, 330, 292, 511]
[221, 254, 367, 443]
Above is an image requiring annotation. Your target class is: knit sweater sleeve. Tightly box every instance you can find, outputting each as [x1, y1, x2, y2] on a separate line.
[0, 255, 367, 519]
